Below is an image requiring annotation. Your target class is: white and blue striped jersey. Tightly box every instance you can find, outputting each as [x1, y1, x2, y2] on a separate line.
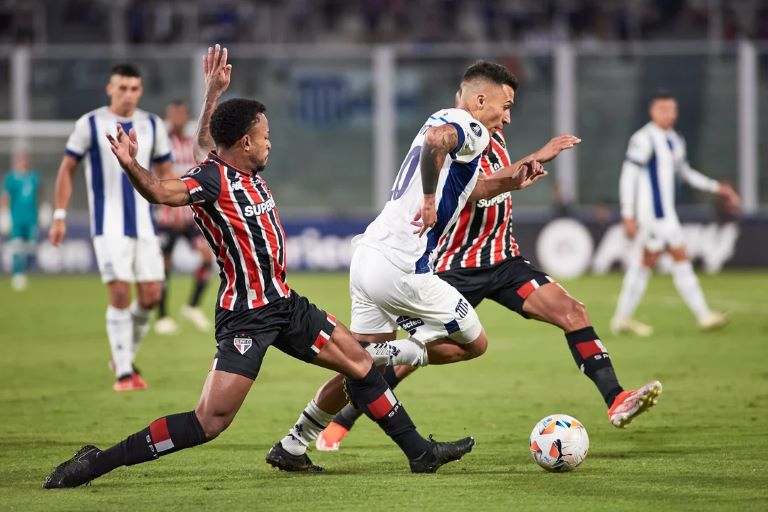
[360, 108, 490, 273]
[65, 106, 172, 238]
[620, 122, 719, 224]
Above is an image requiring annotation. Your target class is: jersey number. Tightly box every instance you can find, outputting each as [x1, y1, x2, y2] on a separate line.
[390, 145, 421, 200]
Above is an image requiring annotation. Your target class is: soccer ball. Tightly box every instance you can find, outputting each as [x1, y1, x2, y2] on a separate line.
[529, 414, 589, 472]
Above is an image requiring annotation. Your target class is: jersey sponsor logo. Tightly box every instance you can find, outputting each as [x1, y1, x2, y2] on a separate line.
[244, 197, 276, 217]
[234, 336, 253, 355]
[396, 316, 424, 335]
[455, 298, 469, 319]
[476, 191, 511, 208]
[470, 122, 482, 137]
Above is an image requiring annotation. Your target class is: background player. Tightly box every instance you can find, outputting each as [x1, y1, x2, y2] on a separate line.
[611, 92, 741, 335]
[48, 64, 173, 391]
[1, 151, 40, 291]
[154, 100, 213, 335]
[41, 45, 474, 488]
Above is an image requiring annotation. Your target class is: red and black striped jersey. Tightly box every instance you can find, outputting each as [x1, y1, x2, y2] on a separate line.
[434, 130, 520, 272]
[180, 152, 289, 311]
[158, 133, 197, 227]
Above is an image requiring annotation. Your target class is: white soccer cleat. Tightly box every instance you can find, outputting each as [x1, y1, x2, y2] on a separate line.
[11, 274, 27, 291]
[608, 380, 663, 428]
[698, 311, 729, 331]
[181, 305, 211, 332]
[610, 318, 653, 337]
[154, 316, 180, 335]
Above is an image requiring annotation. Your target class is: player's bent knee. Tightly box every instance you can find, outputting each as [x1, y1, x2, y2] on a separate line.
[195, 409, 234, 440]
[465, 333, 488, 359]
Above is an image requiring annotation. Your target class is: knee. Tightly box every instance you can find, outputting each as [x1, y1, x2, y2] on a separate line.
[110, 289, 131, 309]
[465, 333, 488, 360]
[560, 299, 590, 332]
[195, 408, 233, 440]
[139, 286, 163, 309]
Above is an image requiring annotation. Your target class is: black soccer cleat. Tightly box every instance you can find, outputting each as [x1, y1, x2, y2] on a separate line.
[42, 445, 101, 489]
[265, 442, 324, 473]
[409, 436, 475, 473]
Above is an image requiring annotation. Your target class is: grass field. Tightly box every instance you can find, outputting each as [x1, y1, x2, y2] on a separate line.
[1, 272, 767, 511]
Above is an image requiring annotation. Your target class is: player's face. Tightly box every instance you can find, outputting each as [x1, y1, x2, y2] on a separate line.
[165, 104, 189, 133]
[650, 98, 678, 130]
[476, 83, 515, 134]
[244, 113, 271, 172]
[106, 75, 143, 117]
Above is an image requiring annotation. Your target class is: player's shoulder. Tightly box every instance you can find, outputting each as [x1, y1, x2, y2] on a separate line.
[429, 107, 475, 127]
[181, 156, 220, 179]
[131, 108, 163, 124]
[74, 106, 107, 124]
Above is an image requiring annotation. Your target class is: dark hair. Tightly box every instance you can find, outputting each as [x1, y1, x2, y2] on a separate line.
[109, 63, 141, 78]
[462, 60, 518, 91]
[650, 90, 676, 105]
[167, 99, 187, 108]
[210, 98, 267, 148]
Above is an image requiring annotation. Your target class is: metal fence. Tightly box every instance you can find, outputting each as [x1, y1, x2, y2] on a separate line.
[0, 41, 764, 216]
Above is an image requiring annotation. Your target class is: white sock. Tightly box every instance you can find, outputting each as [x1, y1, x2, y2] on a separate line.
[671, 261, 710, 321]
[129, 300, 151, 362]
[280, 400, 336, 456]
[106, 306, 133, 378]
[613, 264, 651, 323]
[364, 338, 428, 367]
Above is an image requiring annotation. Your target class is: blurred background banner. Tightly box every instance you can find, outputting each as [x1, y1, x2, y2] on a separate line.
[0, 0, 766, 274]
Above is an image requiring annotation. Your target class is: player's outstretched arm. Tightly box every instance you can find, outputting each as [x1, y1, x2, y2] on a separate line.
[531, 134, 581, 163]
[415, 124, 459, 236]
[194, 43, 232, 162]
[107, 124, 191, 207]
[469, 159, 547, 201]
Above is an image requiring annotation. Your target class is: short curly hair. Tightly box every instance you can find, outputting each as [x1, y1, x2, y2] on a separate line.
[462, 60, 518, 91]
[210, 98, 267, 148]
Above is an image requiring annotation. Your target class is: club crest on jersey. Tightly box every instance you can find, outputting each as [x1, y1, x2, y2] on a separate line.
[184, 166, 201, 177]
[396, 316, 424, 335]
[233, 336, 252, 355]
[470, 122, 482, 137]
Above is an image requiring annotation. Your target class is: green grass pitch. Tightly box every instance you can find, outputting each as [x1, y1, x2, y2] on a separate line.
[1, 271, 767, 511]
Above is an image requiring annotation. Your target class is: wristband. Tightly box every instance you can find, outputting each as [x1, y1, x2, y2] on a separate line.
[53, 208, 67, 221]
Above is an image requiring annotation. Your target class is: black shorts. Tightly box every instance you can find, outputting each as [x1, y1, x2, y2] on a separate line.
[158, 224, 203, 256]
[213, 291, 337, 380]
[438, 256, 553, 319]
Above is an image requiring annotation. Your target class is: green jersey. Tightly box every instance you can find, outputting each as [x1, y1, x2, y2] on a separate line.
[3, 170, 40, 224]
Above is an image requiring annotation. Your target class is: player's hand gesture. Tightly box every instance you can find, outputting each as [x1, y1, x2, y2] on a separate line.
[534, 134, 581, 163]
[717, 182, 741, 215]
[413, 195, 437, 236]
[106, 124, 139, 169]
[514, 159, 548, 190]
[622, 218, 637, 239]
[204, 43, 232, 98]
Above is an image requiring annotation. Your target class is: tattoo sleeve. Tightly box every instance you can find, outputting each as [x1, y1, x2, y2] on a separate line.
[194, 92, 220, 162]
[420, 124, 459, 195]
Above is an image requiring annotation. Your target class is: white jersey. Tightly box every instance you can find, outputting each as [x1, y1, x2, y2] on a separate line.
[620, 122, 719, 225]
[65, 106, 172, 238]
[360, 108, 490, 273]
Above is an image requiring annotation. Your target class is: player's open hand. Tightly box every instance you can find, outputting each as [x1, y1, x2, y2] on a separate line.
[414, 196, 437, 237]
[106, 124, 138, 169]
[204, 43, 232, 97]
[514, 159, 548, 190]
[534, 134, 581, 163]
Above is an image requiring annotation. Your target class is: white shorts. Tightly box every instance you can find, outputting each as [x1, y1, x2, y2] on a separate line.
[638, 218, 684, 253]
[349, 243, 483, 344]
[93, 235, 165, 284]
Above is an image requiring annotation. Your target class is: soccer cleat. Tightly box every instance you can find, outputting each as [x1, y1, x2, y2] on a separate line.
[265, 442, 324, 472]
[112, 374, 144, 392]
[42, 445, 101, 489]
[409, 436, 475, 473]
[315, 422, 349, 452]
[608, 380, 663, 428]
[610, 318, 653, 337]
[154, 316, 180, 335]
[699, 311, 729, 331]
[181, 305, 211, 332]
[11, 274, 27, 291]
[131, 371, 148, 390]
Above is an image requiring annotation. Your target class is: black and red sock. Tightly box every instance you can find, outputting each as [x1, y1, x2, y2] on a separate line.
[91, 411, 209, 477]
[345, 364, 427, 460]
[566, 327, 623, 407]
[335, 366, 400, 430]
[189, 264, 210, 307]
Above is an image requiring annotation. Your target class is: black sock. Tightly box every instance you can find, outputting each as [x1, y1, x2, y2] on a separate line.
[158, 279, 170, 318]
[189, 264, 210, 307]
[345, 364, 428, 459]
[565, 327, 623, 407]
[334, 365, 401, 430]
[91, 411, 208, 477]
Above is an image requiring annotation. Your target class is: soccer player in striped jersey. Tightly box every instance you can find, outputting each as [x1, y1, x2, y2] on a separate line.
[48, 64, 173, 392]
[42, 46, 473, 489]
[611, 92, 740, 335]
[154, 100, 214, 335]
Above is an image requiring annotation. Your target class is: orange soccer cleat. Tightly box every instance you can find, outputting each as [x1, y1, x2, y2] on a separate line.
[131, 372, 148, 390]
[608, 380, 663, 428]
[315, 422, 350, 452]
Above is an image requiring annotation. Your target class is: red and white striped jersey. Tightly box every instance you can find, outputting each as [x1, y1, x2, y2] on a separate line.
[158, 133, 198, 226]
[434, 130, 520, 272]
[180, 152, 289, 311]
